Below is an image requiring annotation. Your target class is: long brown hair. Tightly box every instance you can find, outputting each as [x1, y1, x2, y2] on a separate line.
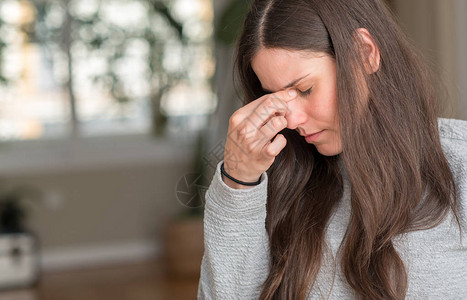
[234, 0, 462, 299]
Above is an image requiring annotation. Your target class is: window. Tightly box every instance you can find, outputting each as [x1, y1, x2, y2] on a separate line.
[0, 0, 216, 141]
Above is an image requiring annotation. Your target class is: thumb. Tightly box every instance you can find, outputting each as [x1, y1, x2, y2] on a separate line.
[277, 88, 297, 103]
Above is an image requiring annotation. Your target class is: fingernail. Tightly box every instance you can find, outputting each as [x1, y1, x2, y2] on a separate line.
[288, 89, 297, 98]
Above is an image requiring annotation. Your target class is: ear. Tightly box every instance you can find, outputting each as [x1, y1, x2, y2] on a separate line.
[355, 28, 381, 74]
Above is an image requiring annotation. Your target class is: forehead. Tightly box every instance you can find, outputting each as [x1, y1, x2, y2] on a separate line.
[251, 48, 331, 91]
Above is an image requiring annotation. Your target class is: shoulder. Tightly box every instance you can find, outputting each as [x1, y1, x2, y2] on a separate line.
[438, 118, 467, 235]
[438, 118, 467, 169]
[438, 117, 467, 142]
[437, 117, 467, 181]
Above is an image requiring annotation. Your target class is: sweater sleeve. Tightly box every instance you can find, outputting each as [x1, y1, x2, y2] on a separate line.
[197, 161, 270, 300]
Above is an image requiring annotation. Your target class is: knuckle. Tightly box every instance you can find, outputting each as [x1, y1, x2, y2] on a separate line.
[280, 116, 287, 127]
[229, 112, 242, 126]
[269, 94, 280, 102]
[271, 117, 284, 130]
[269, 99, 286, 113]
[278, 101, 287, 110]
[269, 97, 281, 108]
[265, 146, 275, 157]
[246, 142, 257, 153]
[237, 126, 249, 140]
[272, 117, 281, 129]
[263, 98, 273, 108]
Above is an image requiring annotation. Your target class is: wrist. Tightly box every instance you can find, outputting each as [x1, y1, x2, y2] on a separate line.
[220, 163, 262, 189]
[221, 173, 255, 190]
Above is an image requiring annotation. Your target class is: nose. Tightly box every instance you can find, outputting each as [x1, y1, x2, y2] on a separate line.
[285, 100, 307, 130]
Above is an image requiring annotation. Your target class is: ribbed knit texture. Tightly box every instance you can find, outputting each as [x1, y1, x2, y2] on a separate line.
[198, 118, 467, 299]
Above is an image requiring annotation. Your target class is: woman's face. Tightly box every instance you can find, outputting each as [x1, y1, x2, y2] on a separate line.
[251, 48, 342, 156]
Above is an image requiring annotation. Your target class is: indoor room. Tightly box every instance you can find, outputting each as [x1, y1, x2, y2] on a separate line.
[0, 0, 465, 299]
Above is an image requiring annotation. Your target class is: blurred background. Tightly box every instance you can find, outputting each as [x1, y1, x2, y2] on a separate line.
[0, 0, 465, 299]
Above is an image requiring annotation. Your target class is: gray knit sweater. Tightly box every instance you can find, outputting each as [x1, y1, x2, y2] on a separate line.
[197, 118, 467, 299]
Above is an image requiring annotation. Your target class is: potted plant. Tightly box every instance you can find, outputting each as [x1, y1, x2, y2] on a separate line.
[0, 186, 42, 290]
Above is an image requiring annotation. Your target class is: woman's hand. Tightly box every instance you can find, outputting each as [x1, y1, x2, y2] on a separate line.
[222, 89, 297, 189]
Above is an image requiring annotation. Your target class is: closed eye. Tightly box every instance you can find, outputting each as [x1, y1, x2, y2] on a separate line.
[298, 88, 312, 96]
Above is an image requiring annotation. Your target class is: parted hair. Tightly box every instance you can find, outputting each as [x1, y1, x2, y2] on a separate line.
[234, 0, 462, 299]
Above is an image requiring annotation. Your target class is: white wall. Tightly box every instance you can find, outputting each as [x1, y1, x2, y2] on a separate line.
[455, 0, 467, 120]
[0, 137, 196, 271]
[393, 0, 467, 120]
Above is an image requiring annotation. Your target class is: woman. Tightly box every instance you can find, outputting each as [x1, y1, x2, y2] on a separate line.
[198, 0, 467, 299]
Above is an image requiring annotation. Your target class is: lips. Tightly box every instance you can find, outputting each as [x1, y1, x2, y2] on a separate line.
[304, 130, 325, 143]
[301, 130, 323, 137]
[306, 131, 322, 136]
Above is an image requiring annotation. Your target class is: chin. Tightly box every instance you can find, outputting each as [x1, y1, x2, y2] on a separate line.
[315, 144, 343, 157]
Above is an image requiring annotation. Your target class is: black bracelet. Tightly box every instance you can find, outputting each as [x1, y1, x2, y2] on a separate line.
[220, 163, 262, 186]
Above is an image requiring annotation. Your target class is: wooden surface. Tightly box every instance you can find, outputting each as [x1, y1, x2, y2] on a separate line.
[0, 260, 200, 300]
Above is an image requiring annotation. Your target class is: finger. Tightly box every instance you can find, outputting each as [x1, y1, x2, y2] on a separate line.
[269, 88, 297, 104]
[255, 115, 288, 148]
[241, 88, 297, 118]
[231, 88, 296, 131]
[247, 93, 293, 129]
[236, 114, 286, 156]
[264, 133, 287, 157]
[256, 89, 297, 124]
[241, 88, 295, 111]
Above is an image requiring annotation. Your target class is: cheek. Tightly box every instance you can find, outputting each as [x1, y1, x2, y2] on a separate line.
[321, 84, 339, 121]
[306, 87, 338, 121]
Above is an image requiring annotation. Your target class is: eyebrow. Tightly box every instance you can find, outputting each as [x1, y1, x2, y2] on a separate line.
[262, 73, 311, 93]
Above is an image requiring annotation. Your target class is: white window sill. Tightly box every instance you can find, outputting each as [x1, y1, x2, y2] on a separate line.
[0, 133, 197, 177]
